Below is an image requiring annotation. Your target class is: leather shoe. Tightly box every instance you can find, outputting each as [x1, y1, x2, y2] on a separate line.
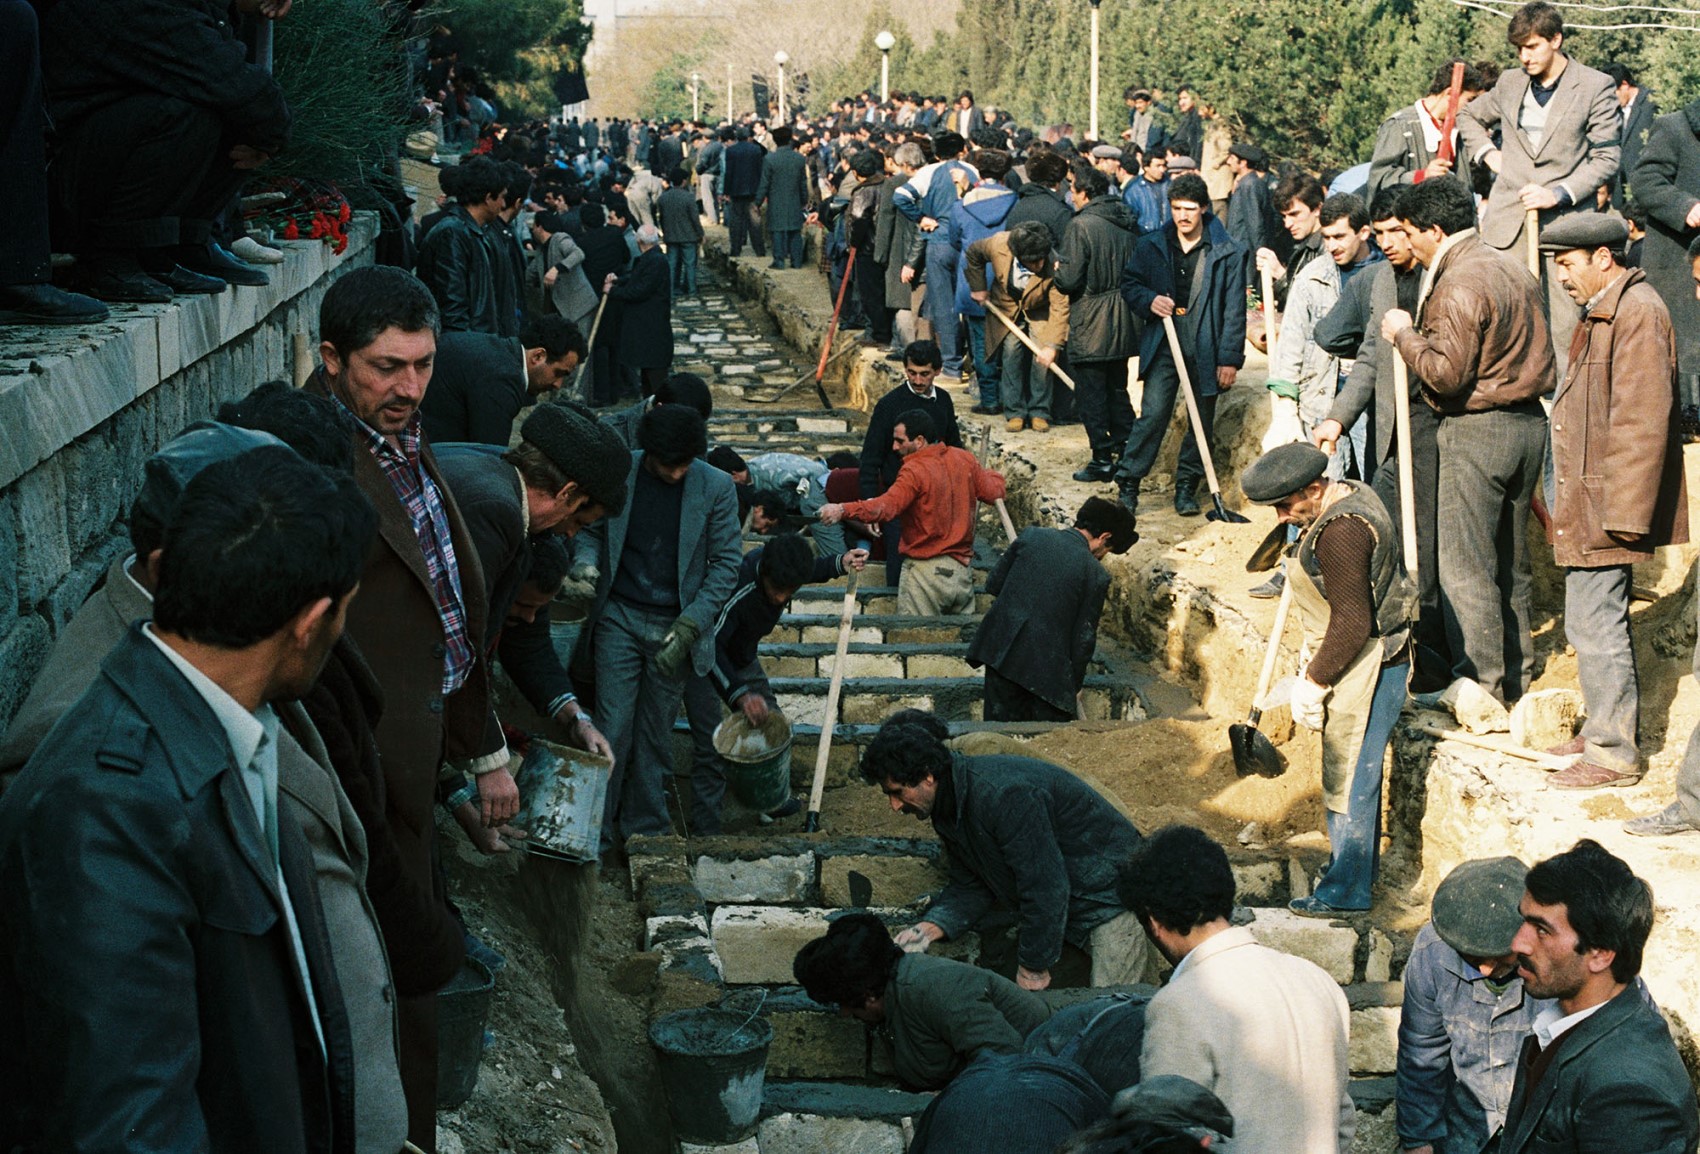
[0, 282, 110, 325]
[1544, 734, 1585, 758]
[1249, 572, 1286, 600]
[173, 243, 270, 287]
[1624, 803, 1700, 837]
[1116, 481, 1139, 514]
[1006, 417, 1024, 432]
[150, 264, 228, 295]
[1550, 760, 1640, 790]
[1030, 417, 1050, 432]
[1073, 457, 1116, 483]
[1174, 485, 1201, 517]
[80, 258, 173, 304]
[970, 404, 1002, 415]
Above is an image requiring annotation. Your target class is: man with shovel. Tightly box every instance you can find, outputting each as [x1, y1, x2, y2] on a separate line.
[1112, 172, 1249, 517]
[1239, 443, 1414, 915]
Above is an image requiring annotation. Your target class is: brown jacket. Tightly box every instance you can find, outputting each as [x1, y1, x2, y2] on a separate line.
[965, 232, 1070, 357]
[1549, 269, 1690, 567]
[1393, 232, 1556, 414]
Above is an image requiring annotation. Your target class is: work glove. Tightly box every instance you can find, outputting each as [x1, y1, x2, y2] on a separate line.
[1290, 677, 1329, 732]
[654, 615, 702, 679]
[558, 563, 599, 613]
[1261, 393, 1304, 452]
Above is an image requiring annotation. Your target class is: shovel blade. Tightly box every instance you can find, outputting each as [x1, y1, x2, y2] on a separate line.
[1229, 722, 1288, 778]
[1207, 496, 1251, 524]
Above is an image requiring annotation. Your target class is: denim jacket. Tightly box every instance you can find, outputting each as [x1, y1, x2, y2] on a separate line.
[1396, 923, 1549, 1154]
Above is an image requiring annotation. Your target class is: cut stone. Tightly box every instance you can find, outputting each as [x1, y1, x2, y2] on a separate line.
[1509, 688, 1584, 751]
[1247, 907, 1359, 984]
[819, 652, 904, 679]
[694, 852, 814, 904]
[756, 1114, 904, 1154]
[764, 1008, 869, 1080]
[841, 694, 933, 724]
[682, 1141, 759, 1154]
[1348, 1005, 1401, 1075]
[905, 654, 976, 679]
[712, 906, 835, 984]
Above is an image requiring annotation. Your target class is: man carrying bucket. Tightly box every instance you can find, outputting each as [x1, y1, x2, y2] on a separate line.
[684, 533, 868, 834]
[1239, 442, 1414, 916]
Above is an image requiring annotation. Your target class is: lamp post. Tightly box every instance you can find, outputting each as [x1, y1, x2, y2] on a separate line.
[1088, 0, 1102, 142]
[775, 50, 789, 122]
[727, 63, 734, 121]
[692, 71, 701, 121]
[875, 30, 896, 104]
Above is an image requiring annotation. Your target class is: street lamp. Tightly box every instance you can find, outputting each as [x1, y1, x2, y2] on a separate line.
[1088, 0, 1102, 141]
[774, 50, 789, 123]
[727, 63, 734, 121]
[692, 71, 701, 121]
[875, 30, 896, 104]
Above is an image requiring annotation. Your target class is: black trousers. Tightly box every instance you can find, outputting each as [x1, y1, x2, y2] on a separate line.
[1, 0, 51, 285]
[983, 668, 1074, 723]
[1072, 357, 1134, 457]
[855, 253, 892, 342]
[1368, 399, 1452, 691]
[51, 94, 248, 252]
[727, 196, 765, 257]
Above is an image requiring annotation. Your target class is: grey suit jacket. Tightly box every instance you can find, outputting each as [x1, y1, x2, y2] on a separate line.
[966, 527, 1107, 712]
[538, 231, 598, 322]
[1459, 59, 1621, 249]
[1491, 983, 1698, 1154]
[1368, 104, 1443, 204]
[756, 146, 812, 231]
[571, 452, 742, 676]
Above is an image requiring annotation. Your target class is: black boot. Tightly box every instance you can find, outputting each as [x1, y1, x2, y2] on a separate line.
[172, 242, 270, 287]
[0, 282, 110, 325]
[1073, 451, 1116, 483]
[1116, 478, 1140, 514]
[1173, 479, 1202, 517]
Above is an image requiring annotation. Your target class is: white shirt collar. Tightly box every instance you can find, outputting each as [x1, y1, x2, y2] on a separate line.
[142, 624, 270, 770]
[906, 384, 939, 402]
[1532, 998, 1607, 1051]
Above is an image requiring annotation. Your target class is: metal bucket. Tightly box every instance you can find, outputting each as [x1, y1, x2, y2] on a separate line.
[648, 1007, 773, 1144]
[712, 711, 794, 812]
[512, 739, 611, 862]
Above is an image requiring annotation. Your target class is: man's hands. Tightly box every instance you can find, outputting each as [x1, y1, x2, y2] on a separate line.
[841, 547, 870, 571]
[452, 801, 526, 855]
[477, 766, 521, 826]
[1216, 365, 1238, 389]
[818, 503, 846, 525]
[900, 265, 917, 284]
[739, 694, 771, 727]
[1686, 202, 1700, 230]
[893, 921, 945, 952]
[559, 563, 599, 612]
[1312, 418, 1345, 454]
[557, 709, 613, 761]
[229, 144, 272, 170]
[1518, 184, 1559, 211]
[1035, 346, 1058, 369]
[1420, 156, 1454, 180]
[1255, 248, 1286, 282]
[918, 216, 940, 233]
[970, 289, 989, 304]
[1290, 677, 1329, 731]
[1381, 308, 1414, 342]
[544, 266, 560, 287]
[1149, 294, 1177, 319]
[655, 616, 702, 679]
[603, 272, 619, 292]
[1016, 966, 1053, 991]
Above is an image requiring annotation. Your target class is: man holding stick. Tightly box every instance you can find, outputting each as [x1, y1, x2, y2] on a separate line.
[965, 221, 1070, 434]
[1366, 60, 1490, 205]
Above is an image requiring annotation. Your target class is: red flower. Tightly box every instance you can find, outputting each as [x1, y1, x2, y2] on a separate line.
[339, 203, 351, 223]
[282, 221, 300, 240]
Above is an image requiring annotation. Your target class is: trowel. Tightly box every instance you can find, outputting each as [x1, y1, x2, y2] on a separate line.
[1230, 576, 1295, 778]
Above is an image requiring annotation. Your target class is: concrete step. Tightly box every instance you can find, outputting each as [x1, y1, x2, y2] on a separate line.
[705, 413, 855, 436]
[766, 673, 1146, 726]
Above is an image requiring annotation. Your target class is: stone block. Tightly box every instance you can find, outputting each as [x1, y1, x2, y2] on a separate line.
[792, 742, 860, 792]
[695, 852, 814, 904]
[756, 1114, 904, 1154]
[1365, 929, 1395, 984]
[801, 625, 882, 644]
[794, 417, 849, 434]
[885, 626, 962, 644]
[764, 1008, 868, 1079]
[761, 1080, 934, 1123]
[1349, 1006, 1401, 1075]
[12, 459, 71, 604]
[777, 693, 828, 727]
[646, 913, 709, 950]
[863, 596, 897, 613]
[1247, 907, 1358, 984]
[818, 853, 946, 907]
[1231, 860, 1287, 904]
[0, 615, 52, 730]
[712, 906, 835, 984]
[683, 1141, 759, 1154]
[819, 652, 903, 679]
[841, 694, 932, 724]
[762, 656, 815, 679]
[905, 654, 975, 679]
[1509, 688, 1583, 751]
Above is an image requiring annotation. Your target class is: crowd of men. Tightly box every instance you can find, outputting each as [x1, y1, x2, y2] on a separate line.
[6, 0, 1700, 1149]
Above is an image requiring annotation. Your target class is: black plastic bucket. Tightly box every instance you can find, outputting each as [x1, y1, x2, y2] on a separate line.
[648, 1007, 774, 1143]
[436, 957, 495, 1109]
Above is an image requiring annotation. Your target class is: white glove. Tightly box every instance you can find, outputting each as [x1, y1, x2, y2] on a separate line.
[1291, 677, 1329, 731]
[1261, 394, 1304, 452]
[892, 925, 936, 953]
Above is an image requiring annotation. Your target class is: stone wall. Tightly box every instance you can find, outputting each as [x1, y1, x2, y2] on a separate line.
[0, 217, 377, 733]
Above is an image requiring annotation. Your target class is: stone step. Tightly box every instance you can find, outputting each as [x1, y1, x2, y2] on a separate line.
[705, 414, 854, 436]
[774, 613, 982, 645]
[786, 584, 995, 616]
[767, 673, 1146, 726]
[754, 641, 1112, 684]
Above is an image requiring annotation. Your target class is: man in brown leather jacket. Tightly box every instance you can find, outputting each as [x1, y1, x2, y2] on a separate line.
[1383, 176, 1556, 707]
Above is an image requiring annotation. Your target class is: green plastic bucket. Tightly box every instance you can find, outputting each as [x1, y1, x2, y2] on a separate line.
[648, 1007, 773, 1144]
[712, 711, 794, 811]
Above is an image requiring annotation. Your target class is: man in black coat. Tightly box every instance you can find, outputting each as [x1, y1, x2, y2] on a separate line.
[575, 200, 633, 406]
[1631, 96, 1700, 413]
[968, 498, 1135, 721]
[1490, 840, 1698, 1154]
[1224, 144, 1273, 291]
[1004, 149, 1075, 247]
[723, 127, 769, 258]
[603, 225, 674, 395]
[863, 712, 1154, 990]
[416, 156, 507, 333]
[38, 0, 293, 302]
[857, 340, 964, 586]
[0, 447, 372, 1154]
[418, 316, 587, 446]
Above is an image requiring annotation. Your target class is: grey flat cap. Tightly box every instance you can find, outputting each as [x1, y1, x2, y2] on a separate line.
[1433, 856, 1529, 958]
[1166, 155, 1200, 171]
[1090, 144, 1123, 160]
[1537, 212, 1630, 254]
[136, 421, 287, 528]
[1240, 443, 1330, 504]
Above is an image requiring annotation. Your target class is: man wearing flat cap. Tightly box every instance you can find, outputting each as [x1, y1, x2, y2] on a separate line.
[1240, 442, 1414, 915]
[1539, 212, 1689, 790]
[1225, 143, 1274, 280]
[437, 400, 633, 766]
[1396, 857, 1550, 1154]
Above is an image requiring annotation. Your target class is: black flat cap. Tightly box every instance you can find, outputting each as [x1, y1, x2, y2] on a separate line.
[1432, 856, 1528, 958]
[1229, 142, 1265, 167]
[1240, 443, 1329, 503]
[521, 400, 631, 516]
[1538, 212, 1629, 254]
[136, 421, 287, 528]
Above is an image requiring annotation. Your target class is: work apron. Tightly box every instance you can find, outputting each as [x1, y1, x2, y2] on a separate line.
[1285, 556, 1381, 816]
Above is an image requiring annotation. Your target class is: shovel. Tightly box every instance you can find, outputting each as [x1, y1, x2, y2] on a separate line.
[571, 293, 611, 404]
[1161, 315, 1249, 523]
[1246, 521, 1288, 573]
[1230, 574, 1295, 778]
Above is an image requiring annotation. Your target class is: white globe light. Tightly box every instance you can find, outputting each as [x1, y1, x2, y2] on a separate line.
[875, 30, 896, 51]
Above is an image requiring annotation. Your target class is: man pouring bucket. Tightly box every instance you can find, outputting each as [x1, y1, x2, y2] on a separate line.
[1240, 443, 1415, 916]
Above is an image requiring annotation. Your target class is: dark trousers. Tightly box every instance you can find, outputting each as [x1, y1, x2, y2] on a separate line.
[50, 94, 248, 253]
[1073, 358, 1135, 458]
[1, 0, 51, 285]
[727, 196, 765, 256]
[883, 517, 904, 588]
[1113, 352, 1216, 490]
[1368, 401, 1451, 691]
[1434, 404, 1546, 704]
[770, 228, 804, 268]
[856, 253, 893, 342]
[984, 668, 1073, 723]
